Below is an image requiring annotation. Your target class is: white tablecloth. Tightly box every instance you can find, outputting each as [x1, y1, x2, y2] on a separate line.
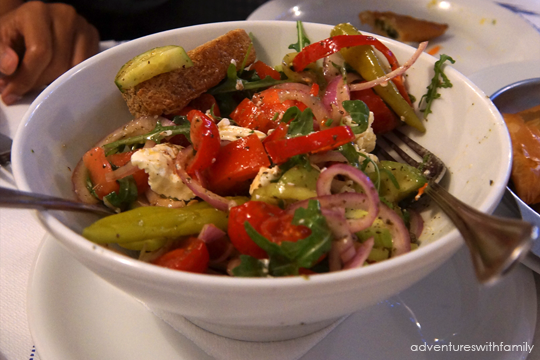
[2, 3, 540, 359]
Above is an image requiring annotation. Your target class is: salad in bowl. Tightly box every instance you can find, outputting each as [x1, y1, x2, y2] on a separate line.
[12, 21, 510, 341]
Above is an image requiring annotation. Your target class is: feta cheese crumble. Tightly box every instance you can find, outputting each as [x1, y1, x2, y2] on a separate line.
[131, 143, 195, 201]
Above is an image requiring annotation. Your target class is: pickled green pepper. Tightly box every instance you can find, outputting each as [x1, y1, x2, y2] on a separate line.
[331, 23, 425, 132]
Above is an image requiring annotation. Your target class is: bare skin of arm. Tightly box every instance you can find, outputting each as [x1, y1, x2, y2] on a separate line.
[0, 1, 100, 105]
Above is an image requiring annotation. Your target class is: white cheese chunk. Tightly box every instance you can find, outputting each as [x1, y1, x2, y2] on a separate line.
[216, 118, 266, 142]
[249, 166, 281, 195]
[131, 143, 195, 201]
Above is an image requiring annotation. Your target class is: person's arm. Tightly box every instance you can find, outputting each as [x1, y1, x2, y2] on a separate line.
[0, 1, 100, 105]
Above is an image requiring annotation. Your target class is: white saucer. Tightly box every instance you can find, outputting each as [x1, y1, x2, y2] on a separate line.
[468, 59, 540, 96]
[247, 0, 540, 76]
[28, 235, 536, 360]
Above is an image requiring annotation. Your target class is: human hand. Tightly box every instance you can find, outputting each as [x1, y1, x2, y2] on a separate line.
[0, 1, 99, 105]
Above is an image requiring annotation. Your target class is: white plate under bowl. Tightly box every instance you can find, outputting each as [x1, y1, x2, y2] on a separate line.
[28, 235, 536, 360]
[248, 0, 540, 76]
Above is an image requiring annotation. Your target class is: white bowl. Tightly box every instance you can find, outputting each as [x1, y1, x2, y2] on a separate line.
[12, 21, 511, 341]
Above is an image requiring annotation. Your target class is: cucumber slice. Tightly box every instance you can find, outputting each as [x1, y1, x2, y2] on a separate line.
[114, 45, 193, 92]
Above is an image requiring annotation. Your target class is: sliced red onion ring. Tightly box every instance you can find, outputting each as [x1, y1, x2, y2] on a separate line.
[349, 42, 428, 92]
[105, 161, 140, 182]
[198, 223, 227, 244]
[277, 89, 330, 127]
[343, 238, 374, 269]
[322, 53, 345, 82]
[378, 203, 411, 256]
[174, 146, 236, 212]
[316, 164, 379, 231]
[322, 76, 350, 122]
[72, 116, 162, 204]
[273, 83, 311, 93]
[322, 207, 355, 246]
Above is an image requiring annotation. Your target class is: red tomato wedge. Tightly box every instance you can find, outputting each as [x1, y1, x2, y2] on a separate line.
[264, 125, 355, 164]
[206, 134, 271, 195]
[83, 146, 119, 199]
[259, 213, 311, 245]
[107, 151, 150, 194]
[228, 201, 311, 259]
[228, 201, 283, 259]
[230, 89, 307, 133]
[350, 88, 400, 134]
[251, 60, 281, 80]
[186, 110, 221, 176]
[153, 237, 209, 274]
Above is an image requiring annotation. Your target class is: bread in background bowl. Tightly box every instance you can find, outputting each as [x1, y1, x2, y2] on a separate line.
[12, 20, 511, 341]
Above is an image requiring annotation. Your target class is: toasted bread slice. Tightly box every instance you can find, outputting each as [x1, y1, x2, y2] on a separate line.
[359, 11, 448, 42]
[121, 29, 256, 118]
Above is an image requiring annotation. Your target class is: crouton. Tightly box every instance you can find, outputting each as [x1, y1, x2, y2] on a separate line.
[359, 11, 449, 43]
[121, 29, 256, 118]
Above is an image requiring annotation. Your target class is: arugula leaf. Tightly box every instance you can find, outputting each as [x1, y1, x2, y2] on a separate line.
[172, 115, 190, 125]
[102, 122, 191, 155]
[338, 143, 381, 190]
[241, 200, 333, 277]
[288, 21, 311, 52]
[342, 100, 369, 134]
[419, 54, 455, 118]
[287, 107, 314, 137]
[281, 106, 301, 124]
[103, 175, 138, 211]
[232, 255, 269, 277]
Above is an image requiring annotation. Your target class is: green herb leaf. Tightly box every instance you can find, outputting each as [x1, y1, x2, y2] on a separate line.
[419, 54, 455, 118]
[281, 106, 301, 123]
[288, 21, 311, 52]
[342, 100, 369, 134]
[231, 255, 269, 277]
[287, 107, 314, 137]
[103, 175, 138, 211]
[209, 63, 289, 95]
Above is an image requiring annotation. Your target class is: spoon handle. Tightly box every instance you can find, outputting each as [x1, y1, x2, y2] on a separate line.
[0, 187, 114, 215]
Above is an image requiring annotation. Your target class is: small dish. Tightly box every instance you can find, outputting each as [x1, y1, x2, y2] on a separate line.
[490, 77, 540, 258]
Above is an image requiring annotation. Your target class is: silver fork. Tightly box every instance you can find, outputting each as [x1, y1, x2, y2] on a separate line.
[378, 130, 538, 284]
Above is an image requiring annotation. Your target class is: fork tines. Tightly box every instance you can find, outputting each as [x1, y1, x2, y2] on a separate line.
[376, 129, 447, 183]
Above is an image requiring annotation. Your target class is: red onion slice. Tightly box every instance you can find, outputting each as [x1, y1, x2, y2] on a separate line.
[277, 89, 330, 127]
[105, 161, 140, 182]
[343, 238, 374, 269]
[349, 42, 428, 92]
[322, 53, 345, 82]
[272, 83, 311, 93]
[316, 164, 379, 231]
[378, 203, 411, 256]
[198, 223, 227, 244]
[174, 146, 236, 212]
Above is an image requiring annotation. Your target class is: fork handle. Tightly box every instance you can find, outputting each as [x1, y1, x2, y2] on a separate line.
[424, 181, 537, 284]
